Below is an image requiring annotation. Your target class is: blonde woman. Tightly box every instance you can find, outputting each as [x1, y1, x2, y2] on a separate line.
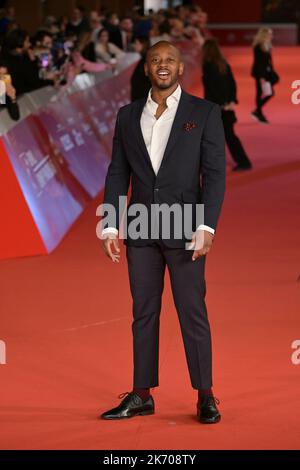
[251, 27, 279, 123]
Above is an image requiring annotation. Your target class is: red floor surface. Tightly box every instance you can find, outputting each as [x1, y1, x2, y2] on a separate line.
[0, 47, 300, 450]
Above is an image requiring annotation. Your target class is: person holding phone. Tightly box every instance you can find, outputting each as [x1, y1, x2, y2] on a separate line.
[2, 29, 56, 96]
[0, 61, 20, 121]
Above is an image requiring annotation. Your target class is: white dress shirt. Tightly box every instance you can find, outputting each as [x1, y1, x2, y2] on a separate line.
[141, 83, 181, 175]
[102, 84, 214, 236]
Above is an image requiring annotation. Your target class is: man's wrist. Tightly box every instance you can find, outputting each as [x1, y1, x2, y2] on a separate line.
[101, 227, 119, 238]
[196, 224, 215, 235]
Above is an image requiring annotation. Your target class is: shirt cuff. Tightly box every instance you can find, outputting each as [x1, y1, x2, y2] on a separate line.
[196, 224, 215, 235]
[101, 227, 119, 237]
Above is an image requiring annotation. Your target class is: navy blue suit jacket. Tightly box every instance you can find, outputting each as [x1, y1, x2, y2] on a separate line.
[103, 89, 226, 247]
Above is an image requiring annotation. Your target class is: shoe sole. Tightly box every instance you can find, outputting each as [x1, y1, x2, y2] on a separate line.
[232, 167, 252, 172]
[199, 415, 221, 424]
[251, 113, 260, 122]
[251, 113, 269, 124]
[100, 409, 155, 420]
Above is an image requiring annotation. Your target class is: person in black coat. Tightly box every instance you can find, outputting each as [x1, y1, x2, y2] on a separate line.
[251, 27, 279, 124]
[202, 38, 252, 171]
[109, 16, 134, 51]
[130, 36, 151, 101]
[65, 7, 89, 38]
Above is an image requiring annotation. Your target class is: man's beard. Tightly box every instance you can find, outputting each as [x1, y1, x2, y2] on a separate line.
[157, 82, 172, 89]
[154, 78, 177, 90]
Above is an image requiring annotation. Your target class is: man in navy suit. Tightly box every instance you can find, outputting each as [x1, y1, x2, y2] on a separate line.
[100, 41, 226, 424]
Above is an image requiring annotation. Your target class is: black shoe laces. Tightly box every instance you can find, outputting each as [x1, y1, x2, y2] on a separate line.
[198, 395, 220, 407]
[118, 391, 142, 406]
[206, 396, 220, 405]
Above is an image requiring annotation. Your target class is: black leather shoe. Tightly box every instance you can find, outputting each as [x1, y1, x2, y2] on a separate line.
[100, 392, 155, 420]
[251, 110, 269, 124]
[197, 395, 221, 424]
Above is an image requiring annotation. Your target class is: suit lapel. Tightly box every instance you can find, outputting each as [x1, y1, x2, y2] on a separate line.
[132, 97, 155, 173]
[157, 91, 195, 174]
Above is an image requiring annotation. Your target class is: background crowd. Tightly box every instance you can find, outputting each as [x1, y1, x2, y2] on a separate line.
[0, 5, 209, 100]
[0, 3, 279, 171]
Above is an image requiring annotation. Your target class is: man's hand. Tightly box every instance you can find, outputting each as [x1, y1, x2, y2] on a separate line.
[223, 101, 235, 111]
[5, 83, 16, 101]
[102, 233, 120, 263]
[191, 230, 214, 261]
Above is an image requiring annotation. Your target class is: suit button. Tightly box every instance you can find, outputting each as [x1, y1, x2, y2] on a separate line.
[154, 188, 159, 192]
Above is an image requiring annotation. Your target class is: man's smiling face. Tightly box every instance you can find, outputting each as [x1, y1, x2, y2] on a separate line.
[144, 42, 184, 90]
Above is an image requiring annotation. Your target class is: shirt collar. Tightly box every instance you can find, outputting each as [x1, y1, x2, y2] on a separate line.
[146, 84, 182, 114]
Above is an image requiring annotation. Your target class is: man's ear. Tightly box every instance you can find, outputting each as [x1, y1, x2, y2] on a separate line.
[178, 62, 184, 76]
[144, 62, 149, 76]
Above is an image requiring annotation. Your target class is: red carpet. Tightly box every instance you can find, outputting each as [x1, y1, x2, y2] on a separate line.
[0, 47, 299, 450]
